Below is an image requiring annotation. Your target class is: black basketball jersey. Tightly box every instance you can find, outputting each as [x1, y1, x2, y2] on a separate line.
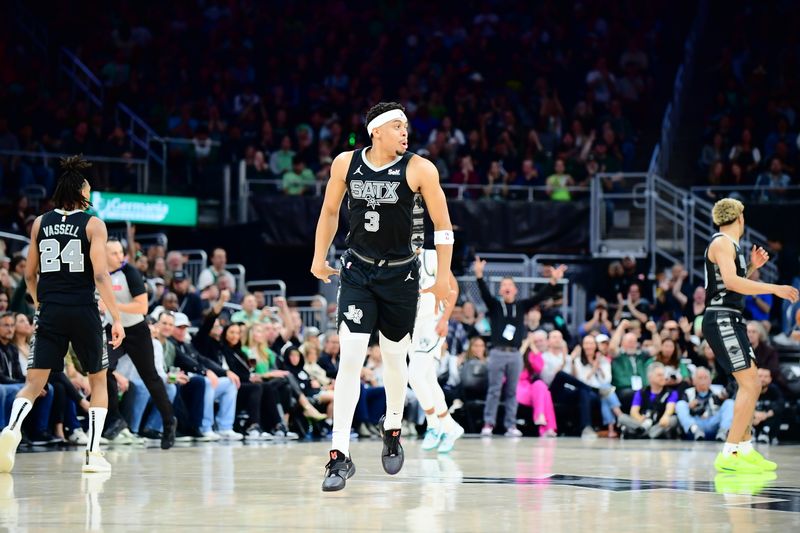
[344, 147, 417, 260]
[36, 210, 96, 306]
[704, 232, 747, 311]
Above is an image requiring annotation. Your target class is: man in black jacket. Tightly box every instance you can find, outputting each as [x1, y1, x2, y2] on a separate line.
[473, 257, 567, 436]
[0, 312, 55, 444]
[169, 306, 241, 441]
[319, 332, 340, 380]
[753, 368, 784, 445]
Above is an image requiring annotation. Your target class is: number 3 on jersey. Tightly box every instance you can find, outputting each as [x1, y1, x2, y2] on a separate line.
[364, 211, 380, 232]
[40, 238, 85, 273]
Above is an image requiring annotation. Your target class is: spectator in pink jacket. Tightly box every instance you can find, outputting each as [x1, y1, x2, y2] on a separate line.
[517, 331, 557, 437]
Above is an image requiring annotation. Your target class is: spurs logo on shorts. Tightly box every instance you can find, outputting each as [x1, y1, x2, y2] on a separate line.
[343, 305, 363, 325]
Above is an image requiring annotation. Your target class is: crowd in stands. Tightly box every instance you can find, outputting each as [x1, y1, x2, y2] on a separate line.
[697, 1, 800, 203]
[3, 221, 800, 449]
[0, 1, 692, 200]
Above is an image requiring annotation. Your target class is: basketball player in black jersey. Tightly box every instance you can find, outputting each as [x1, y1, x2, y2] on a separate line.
[311, 102, 454, 492]
[0, 156, 125, 475]
[702, 198, 798, 474]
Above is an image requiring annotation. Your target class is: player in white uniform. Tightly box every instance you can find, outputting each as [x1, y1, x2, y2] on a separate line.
[408, 248, 464, 453]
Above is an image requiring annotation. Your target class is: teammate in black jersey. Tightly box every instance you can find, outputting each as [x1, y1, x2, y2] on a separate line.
[702, 198, 797, 474]
[311, 102, 454, 492]
[0, 156, 125, 475]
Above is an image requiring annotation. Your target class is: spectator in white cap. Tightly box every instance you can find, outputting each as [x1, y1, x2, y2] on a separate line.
[595, 333, 611, 358]
[168, 311, 240, 441]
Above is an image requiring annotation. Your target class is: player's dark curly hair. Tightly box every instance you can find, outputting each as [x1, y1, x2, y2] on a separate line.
[365, 102, 405, 137]
[52, 155, 92, 210]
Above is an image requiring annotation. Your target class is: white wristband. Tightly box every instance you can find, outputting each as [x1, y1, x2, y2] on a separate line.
[434, 230, 455, 245]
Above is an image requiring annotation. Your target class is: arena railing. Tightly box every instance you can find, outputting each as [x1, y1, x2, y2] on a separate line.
[245, 280, 287, 306]
[237, 164, 590, 223]
[589, 172, 651, 260]
[689, 185, 800, 204]
[175, 249, 208, 286]
[288, 295, 329, 332]
[135, 233, 169, 252]
[650, 0, 710, 178]
[12, 0, 48, 56]
[56, 48, 166, 189]
[0, 149, 149, 194]
[226, 264, 247, 293]
[0, 231, 30, 258]
[590, 172, 778, 285]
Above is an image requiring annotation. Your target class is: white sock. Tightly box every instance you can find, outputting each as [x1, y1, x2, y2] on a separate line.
[438, 412, 456, 434]
[87, 408, 108, 453]
[722, 442, 739, 457]
[330, 324, 370, 455]
[738, 440, 753, 455]
[424, 411, 439, 431]
[380, 332, 411, 430]
[6, 398, 32, 433]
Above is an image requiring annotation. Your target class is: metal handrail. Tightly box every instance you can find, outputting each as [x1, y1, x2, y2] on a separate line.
[13, 0, 49, 55]
[58, 47, 104, 108]
[244, 177, 589, 200]
[0, 231, 31, 245]
[691, 185, 800, 194]
[0, 149, 146, 166]
[226, 263, 247, 293]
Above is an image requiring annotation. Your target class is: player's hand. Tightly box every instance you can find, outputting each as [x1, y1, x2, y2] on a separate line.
[750, 245, 770, 270]
[110, 322, 125, 349]
[311, 261, 339, 284]
[435, 317, 448, 338]
[774, 285, 799, 303]
[658, 416, 670, 428]
[38, 387, 48, 398]
[549, 264, 568, 284]
[115, 372, 129, 393]
[473, 256, 486, 278]
[421, 277, 451, 314]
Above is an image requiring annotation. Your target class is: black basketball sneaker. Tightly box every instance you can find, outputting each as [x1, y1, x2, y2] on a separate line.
[322, 450, 356, 492]
[378, 415, 404, 475]
[161, 416, 177, 450]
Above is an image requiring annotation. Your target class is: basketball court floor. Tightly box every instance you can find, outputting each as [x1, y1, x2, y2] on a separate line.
[4, 437, 799, 531]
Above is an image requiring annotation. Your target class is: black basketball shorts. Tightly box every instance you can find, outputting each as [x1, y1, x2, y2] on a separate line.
[336, 250, 420, 342]
[29, 302, 108, 374]
[702, 308, 754, 375]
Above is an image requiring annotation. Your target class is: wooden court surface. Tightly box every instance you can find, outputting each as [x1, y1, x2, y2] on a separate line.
[5, 437, 799, 531]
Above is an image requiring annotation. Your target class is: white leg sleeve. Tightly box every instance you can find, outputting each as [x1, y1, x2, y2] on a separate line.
[379, 332, 411, 430]
[428, 359, 448, 416]
[408, 351, 435, 410]
[331, 323, 371, 455]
